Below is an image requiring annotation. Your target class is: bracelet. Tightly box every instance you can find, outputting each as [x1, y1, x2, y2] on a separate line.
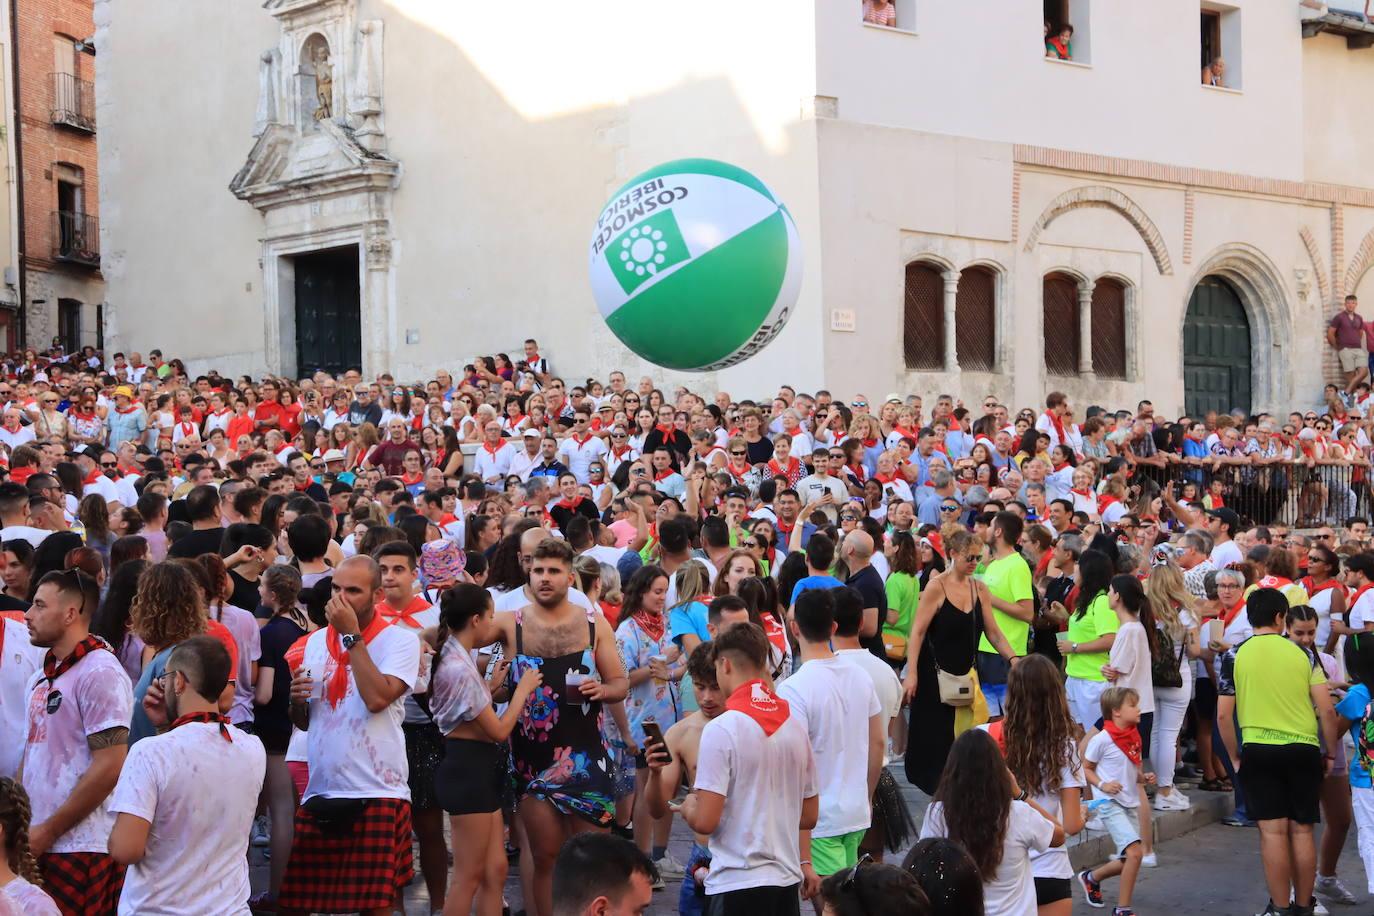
[800, 859, 812, 867]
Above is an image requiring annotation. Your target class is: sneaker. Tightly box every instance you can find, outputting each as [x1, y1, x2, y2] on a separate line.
[1153, 790, 1191, 811]
[649, 869, 665, 892]
[654, 851, 687, 880]
[1141, 852, 1158, 868]
[250, 814, 270, 848]
[1291, 891, 1327, 915]
[1078, 869, 1105, 909]
[1113, 909, 1137, 916]
[1084, 812, 1105, 832]
[1256, 902, 1286, 916]
[1222, 813, 1256, 827]
[1315, 874, 1358, 905]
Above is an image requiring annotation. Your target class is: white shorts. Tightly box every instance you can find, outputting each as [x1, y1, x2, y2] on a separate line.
[1095, 799, 1142, 858]
[1066, 677, 1108, 731]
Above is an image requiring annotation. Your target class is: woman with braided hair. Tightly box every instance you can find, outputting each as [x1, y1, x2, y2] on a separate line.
[0, 777, 59, 915]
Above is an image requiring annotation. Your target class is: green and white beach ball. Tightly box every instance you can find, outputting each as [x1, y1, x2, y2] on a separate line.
[588, 158, 802, 372]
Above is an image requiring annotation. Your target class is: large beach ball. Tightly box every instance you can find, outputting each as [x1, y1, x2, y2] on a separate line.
[588, 158, 802, 372]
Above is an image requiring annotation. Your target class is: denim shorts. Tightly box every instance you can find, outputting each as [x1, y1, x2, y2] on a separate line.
[1095, 799, 1141, 858]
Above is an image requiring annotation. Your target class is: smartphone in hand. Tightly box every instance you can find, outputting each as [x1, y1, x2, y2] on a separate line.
[641, 719, 672, 765]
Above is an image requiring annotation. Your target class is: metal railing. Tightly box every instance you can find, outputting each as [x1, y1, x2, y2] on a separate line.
[52, 211, 99, 266]
[1134, 461, 1371, 529]
[51, 73, 94, 132]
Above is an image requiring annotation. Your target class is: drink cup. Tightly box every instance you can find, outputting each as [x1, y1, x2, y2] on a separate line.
[651, 654, 668, 683]
[565, 671, 589, 704]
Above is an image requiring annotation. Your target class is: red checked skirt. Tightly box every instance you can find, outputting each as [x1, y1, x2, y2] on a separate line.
[278, 797, 415, 912]
[39, 851, 125, 916]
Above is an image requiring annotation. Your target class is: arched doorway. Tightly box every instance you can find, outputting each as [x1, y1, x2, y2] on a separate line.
[1184, 277, 1251, 416]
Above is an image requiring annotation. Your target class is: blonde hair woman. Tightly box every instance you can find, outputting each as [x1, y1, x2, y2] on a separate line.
[1144, 559, 1200, 809]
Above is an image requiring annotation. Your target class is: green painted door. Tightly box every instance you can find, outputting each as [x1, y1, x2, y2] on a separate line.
[1184, 278, 1251, 417]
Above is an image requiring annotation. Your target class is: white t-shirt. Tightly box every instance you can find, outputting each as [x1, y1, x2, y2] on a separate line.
[694, 704, 817, 894]
[794, 474, 849, 524]
[298, 625, 420, 802]
[472, 442, 517, 485]
[430, 637, 490, 734]
[0, 425, 34, 450]
[1107, 621, 1154, 715]
[1210, 539, 1243, 570]
[0, 619, 44, 777]
[22, 647, 134, 853]
[920, 800, 1054, 916]
[558, 434, 609, 484]
[777, 655, 881, 838]
[1084, 729, 1140, 808]
[0, 524, 49, 548]
[583, 544, 628, 569]
[83, 473, 122, 507]
[384, 603, 440, 725]
[976, 730, 1083, 881]
[110, 722, 265, 916]
[1349, 587, 1374, 631]
[834, 647, 902, 734]
[0, 876, 59, 916]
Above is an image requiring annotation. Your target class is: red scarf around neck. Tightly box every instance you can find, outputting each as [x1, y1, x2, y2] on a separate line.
[1103, 720, 1142, 766]
[654, 467, 677, 481]
[724, 678, 790, 736]
[1302, 577, 1344, 598]
[170, 710, 233, 743]
[43, 634, 108, 686]
[377, 596, 431, 629]
[1221, 598, 1247, 627]
[631, 609, 666, 644]
[325, 613, 390, 708]
[1045, 411, 1068, 445]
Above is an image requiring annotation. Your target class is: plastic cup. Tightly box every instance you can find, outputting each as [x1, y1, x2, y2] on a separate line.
[565, 671, 589, 704]
[651, 654, 668, 683]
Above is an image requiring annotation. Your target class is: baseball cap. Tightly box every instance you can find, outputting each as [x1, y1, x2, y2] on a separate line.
[521, 428, 541, 439]
[1206, 507, 1241, 530]
[74, 444, 104, 463]
[322, 449, 346, 463]
[884, 393, 902, 404]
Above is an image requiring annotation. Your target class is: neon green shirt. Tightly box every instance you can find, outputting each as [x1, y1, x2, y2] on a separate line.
[884, 571, 920, 647]
[1065, 593, 1119, 681]
[1234, 633, 1325, 747]
[977, 552, 1033, 656]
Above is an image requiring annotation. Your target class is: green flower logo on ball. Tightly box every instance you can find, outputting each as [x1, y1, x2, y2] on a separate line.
[589, 158, 803, 372]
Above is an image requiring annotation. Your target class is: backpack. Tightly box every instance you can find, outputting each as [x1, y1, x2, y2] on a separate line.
[1150, 624, 1184, 689]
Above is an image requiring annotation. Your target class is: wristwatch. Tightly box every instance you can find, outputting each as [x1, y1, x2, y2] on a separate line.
[1015, 789, 1029, 802]
[1070, 642, 1079, 654]
[340, 633, 362, 651]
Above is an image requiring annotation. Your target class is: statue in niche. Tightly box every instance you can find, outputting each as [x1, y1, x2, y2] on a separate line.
[313, 44, 333, 120]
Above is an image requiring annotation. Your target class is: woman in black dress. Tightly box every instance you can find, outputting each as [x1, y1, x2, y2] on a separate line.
[902, 528, 1020, 795]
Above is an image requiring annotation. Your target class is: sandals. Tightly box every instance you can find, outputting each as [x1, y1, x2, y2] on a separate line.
[1199, 778, 1232, 792]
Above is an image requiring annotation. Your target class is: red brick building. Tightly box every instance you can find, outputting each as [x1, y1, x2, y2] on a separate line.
[12, 0, 101, 353]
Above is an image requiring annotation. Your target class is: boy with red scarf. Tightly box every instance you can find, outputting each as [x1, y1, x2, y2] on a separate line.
[684, 622, 819, 913]
[1078, 686, 1153, 916]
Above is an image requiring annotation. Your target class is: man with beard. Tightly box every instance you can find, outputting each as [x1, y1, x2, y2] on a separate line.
[491, 538, 628, 916]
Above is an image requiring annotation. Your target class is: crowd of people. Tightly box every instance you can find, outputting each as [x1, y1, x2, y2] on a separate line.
[2, 337, 1374, 915]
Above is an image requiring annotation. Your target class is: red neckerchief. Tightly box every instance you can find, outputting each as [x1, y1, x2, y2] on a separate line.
[481, 440, 505, 458]
[1048, 36, 1070, 58]
[726, 460, 751, 479]
[82, 466, 102, 487]
[1044, 410, 1068, 444]
[1257, 575, 1293, 589]
[527, 351, 541, 363]
[631, 608, 666, 644]
[1053, 461, 1071, 473]
[42, 634, 108, 686]
[846, 462, 866, 482]
[1303, 577, 1345, 597]
[400, 472, 423, 486]
[874, 470, 898, 484]
[1103, 720, 1142, 766]
[69, 408, 96, 421]
[178, 421, 196, 438]
[654, 423, 674, 436]
[861, 437, 878, 448]
[1349, 583, 1374, 617]
[893, 425, 919, 441]
[611, 445, 633, 460]
[775, 517, 795, 541]
[377, 596, 431, 629]
[324, 613, 390, 708]
[767, 456, 799, 479]
[9, 467, 33, 485]
[170, 710, 233, 743]
[1221, 599, 1247, 627]
[271, 441, 290, 456]
[725, 678, 790, 736]
[1210, 495, 1225, 508]
[506, 414, 528, 429]
[653, 467, 676, 481]
[556, 495, 585, 510]
[1096, 494, 1119, 515]
[569, 433, 593, 447]
[115, 402, 139, 415]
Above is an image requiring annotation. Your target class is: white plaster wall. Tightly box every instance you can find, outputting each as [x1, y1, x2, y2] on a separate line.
[816, 0, 1305, 180]
[1302, 31, 1374, 188]
[371, 0, 824, 394]
[94, 0, 276, 377]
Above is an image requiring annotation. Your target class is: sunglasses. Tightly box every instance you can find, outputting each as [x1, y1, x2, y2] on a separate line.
[730, 450, 746, 457]
[940, 504, 960, 513]
[840, 514, 860, 522]
[741, 539, 760, 549]
[100, 461, 118, 468]
[851, 401, 868, 408]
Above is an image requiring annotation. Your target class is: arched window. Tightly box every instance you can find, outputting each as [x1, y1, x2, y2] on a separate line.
[1092, 278, 1127, 379]
[903, 261, 944, 370]
[1042, 272, 1080, 376]
[955, 266, 995, 371]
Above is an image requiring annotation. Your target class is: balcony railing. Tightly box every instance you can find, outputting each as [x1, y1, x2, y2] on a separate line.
[51, 73, 94, 132]
[52, 211, 98, 267]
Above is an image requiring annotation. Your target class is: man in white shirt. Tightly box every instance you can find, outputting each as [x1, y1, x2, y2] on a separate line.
[684, 622, 819, 912]
[1208, 507, 1244, 569]
[0, 481, 50, 547]
[74, 446, 122, 510]
[108, 635, 266, 916]
[509, 428, 544, 482]
[0, 615, 44, 778]
[558, 408, 609, 484]
[0, 407, 33, 450]
[280, 555, 421, 916]
[472, 420, 516, 488]
[778, 589, 884, 890]
[1035, 391, 1074, 451]
[795, 447, 848, 525]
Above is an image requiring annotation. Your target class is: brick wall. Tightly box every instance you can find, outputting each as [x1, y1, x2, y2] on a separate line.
[14, 0, 101, 345]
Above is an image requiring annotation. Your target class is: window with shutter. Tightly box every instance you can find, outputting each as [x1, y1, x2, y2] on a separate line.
[955, 267, 996, 371]
[1092, 278, 1127, 379]
[903, 261, 944, 371]
[1042, 273, 1080, 376]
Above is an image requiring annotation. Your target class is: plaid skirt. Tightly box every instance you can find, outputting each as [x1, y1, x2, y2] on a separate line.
[278, 797, 415, 912]
[39, 851, 125, 916]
